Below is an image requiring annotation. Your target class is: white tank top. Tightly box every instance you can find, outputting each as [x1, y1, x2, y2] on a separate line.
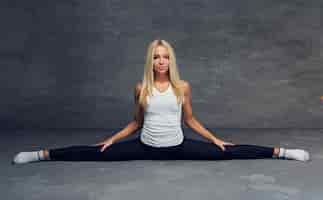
[140, 84, 184, 147]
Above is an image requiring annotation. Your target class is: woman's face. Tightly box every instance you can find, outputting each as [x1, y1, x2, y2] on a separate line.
[153, 45, 170, 75]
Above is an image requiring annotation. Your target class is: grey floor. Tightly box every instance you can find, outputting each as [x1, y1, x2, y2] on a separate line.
[3, 128, 323, 200]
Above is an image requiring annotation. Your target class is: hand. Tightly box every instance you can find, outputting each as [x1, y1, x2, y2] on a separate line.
[212, 138, 235, 151]
[93, 138, 114, 152]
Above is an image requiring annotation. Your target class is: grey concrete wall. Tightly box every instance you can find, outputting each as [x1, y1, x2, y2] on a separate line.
[1, 0, 323, 129]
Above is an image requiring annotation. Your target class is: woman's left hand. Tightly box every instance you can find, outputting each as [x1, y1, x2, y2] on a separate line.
[212, 138, 235, 151]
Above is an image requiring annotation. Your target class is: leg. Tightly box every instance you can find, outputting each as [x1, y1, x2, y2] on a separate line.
[174, 138, 227, 160]
[13, 137, 150, 164]
[223, 144, 274, 159]
[175, 138, 274, 160]
[49, 138, 148, 161]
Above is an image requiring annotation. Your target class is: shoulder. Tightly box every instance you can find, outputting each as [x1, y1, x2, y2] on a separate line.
[179, 80, 191, 93]
[135, 81, 143, 95]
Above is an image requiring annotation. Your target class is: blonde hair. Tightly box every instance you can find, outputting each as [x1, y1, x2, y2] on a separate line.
[138, 39, 184, 110]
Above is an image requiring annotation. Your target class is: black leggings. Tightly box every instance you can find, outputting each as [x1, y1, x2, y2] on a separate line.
[49, 137, 275, 161]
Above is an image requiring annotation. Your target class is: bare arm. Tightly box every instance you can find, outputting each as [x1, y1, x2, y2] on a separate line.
[181, 81, 234, 150]
[109, 82, 144, 143]
[96, 82, 144, 151]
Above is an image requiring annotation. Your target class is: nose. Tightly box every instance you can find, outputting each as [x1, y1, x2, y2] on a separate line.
[159, 58, 165, 64]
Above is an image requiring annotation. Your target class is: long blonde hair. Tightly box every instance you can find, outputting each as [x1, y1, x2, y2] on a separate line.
[138, 39, 184, 110]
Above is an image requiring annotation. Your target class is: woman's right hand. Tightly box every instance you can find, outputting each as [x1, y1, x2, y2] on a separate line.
[94, 138, 114, 152]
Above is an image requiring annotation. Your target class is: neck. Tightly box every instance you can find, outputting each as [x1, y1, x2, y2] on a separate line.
[154, 73, 170, 83]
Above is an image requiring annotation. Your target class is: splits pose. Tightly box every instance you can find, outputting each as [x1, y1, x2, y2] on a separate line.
[13, 39, 310, 164]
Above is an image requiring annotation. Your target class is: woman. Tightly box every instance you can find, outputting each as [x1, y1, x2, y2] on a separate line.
[13, 39, 310, 164]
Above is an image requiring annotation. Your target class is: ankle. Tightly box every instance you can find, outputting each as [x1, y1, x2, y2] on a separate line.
[42, 149, 50, 160]
[273, 147, 280, 157]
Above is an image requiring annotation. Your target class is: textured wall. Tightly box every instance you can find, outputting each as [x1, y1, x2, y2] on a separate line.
[1, 0, 323, 129]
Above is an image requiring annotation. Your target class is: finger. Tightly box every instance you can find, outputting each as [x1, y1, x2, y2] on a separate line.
[102, 144, 111, 152]
[100, 145, 107, 152]
[215, 143, 225, 151]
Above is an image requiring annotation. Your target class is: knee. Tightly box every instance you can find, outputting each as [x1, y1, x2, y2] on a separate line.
[223, 145, 235, 156]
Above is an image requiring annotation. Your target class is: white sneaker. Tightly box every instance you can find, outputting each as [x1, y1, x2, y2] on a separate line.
[285, 149, 310, 162]
[12, 151, 40, 164]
